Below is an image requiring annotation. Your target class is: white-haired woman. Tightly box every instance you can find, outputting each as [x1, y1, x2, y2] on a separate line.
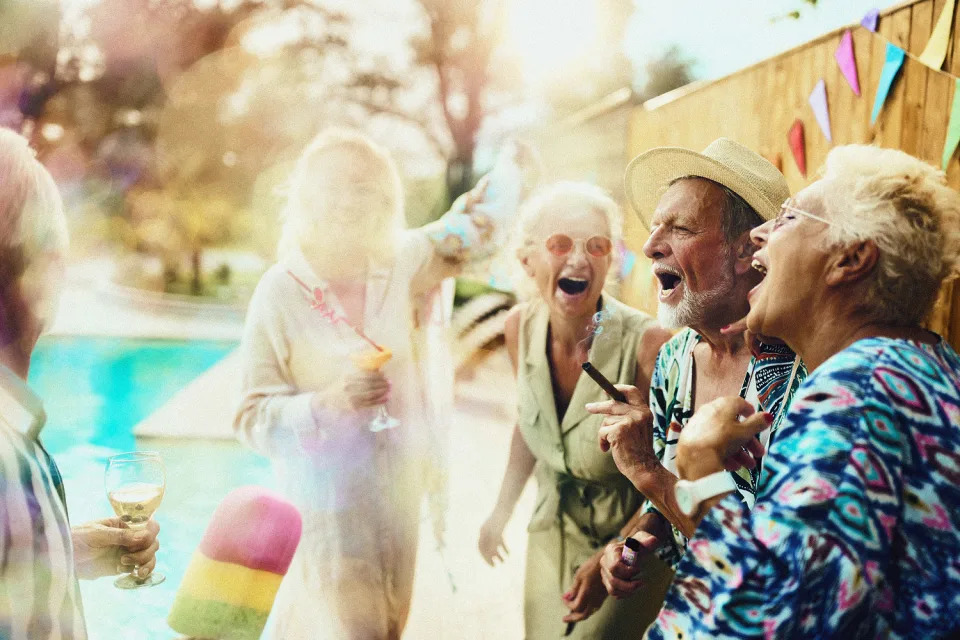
[235, 129, 504, 639]
[477, 182, 674, 638]
[638, 146, 960, 638]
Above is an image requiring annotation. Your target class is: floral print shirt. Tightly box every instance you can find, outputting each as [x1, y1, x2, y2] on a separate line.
[646, 329, 805, 567]
[646, 337, 960, 639]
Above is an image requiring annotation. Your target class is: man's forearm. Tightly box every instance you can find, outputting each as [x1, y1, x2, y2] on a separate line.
[626, 464, 699, 539]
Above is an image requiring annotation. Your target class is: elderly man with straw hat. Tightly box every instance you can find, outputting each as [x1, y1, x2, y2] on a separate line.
[584, 139, 806, 602]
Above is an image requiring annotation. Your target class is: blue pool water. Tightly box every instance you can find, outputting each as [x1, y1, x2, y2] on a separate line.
[30, 336, 237, 454]
[26, 336, 275, 640]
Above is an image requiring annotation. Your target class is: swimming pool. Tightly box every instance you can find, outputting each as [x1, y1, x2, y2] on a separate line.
[28, 336, 274, 640]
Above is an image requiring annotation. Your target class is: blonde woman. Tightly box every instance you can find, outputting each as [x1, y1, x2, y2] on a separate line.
[478, 182, 675, 639]
[235, 129, 499, 639]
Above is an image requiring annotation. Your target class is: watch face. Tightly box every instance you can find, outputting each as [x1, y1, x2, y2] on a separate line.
[675, 482, 697, 516]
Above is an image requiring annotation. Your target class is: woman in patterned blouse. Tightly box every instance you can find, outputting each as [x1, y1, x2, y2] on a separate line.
[647, 145, 960, 639]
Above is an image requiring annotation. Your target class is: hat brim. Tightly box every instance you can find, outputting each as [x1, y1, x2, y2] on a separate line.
[625, 147, 779, 232]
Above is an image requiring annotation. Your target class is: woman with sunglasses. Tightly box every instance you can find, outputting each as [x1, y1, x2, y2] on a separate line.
[644, 146, 960, 638]
[477, 182, 674, 639]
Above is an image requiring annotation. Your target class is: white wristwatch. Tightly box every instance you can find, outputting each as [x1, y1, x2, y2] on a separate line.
[674, 471, 738, 516]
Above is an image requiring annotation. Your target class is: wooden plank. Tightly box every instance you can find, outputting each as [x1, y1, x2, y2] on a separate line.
[874, 8, 912, 148]
[779, 51, 804, 188]
[863, 9, 893, 143]
[944, 0, 960, 72]
[946, 82, 960, 188]
[803, 41, 830, 177]
[826, 30, 857, 147]
[927, 279, 954, 340]
[849, 25, 878, 145]
[901, 2, 935, 154]
[919, 65, 954, 165]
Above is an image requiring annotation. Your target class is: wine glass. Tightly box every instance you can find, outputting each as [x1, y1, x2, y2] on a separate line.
[349, 347, 399, 432]
[104, 451, 166, 589]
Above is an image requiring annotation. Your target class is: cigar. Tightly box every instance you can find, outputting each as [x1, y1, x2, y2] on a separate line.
[581, 362, 626, 403]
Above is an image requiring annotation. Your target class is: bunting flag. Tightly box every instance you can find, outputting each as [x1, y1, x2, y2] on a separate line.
[943, 79, 960, 169]
[861, 8, 880, 32]
[835, 30, 861, 96]
[788, 119, 806, 177]
[918, 0, 956, 70]
[809, 79, 832, 142]
[871, 43, 906, 124]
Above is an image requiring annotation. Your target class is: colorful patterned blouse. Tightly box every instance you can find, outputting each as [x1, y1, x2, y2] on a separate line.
[646, 328, 805, 567]
[646, 337, 960, 639]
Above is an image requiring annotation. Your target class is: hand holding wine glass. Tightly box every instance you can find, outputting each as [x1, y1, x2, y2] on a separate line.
[104, 451, 166, 589]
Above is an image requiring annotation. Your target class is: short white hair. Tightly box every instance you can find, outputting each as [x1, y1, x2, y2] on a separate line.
[277, 128, 404, 265]
[513, 181, 623, 298]
[820, 145, 960, 326]
[0, 128, 67, 281]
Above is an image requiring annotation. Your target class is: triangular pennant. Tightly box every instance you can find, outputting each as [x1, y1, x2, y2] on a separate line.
[942, 79, 960, 170]
[808, 79, 832, 143]
[835, 30, 861, 96]
[788, 119, 806, 177]
[871, 43, 906, 124]
[861, 8, 880, 32]
[918, 0, 956, 70]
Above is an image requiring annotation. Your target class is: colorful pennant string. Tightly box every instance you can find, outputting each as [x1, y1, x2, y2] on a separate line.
[835, 30, 861, 96]
[809, 79, 832, 142]
[871, 43, 906, 124]
[943, 79, 960, 169]
[918, 0, 956, 70]
[788, 119, 806, 177]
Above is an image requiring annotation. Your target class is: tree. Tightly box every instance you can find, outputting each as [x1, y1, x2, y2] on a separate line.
[4, 0, 358, 294]
[408, 0, 513, 200]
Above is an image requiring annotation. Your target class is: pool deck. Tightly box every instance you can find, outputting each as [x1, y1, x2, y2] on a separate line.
[50, 260, 245, 340]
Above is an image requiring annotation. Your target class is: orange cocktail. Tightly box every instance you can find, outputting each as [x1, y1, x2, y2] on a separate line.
[350, 347, 398, 432]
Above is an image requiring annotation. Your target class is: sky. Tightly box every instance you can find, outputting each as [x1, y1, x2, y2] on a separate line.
[624, 0, 900, 84]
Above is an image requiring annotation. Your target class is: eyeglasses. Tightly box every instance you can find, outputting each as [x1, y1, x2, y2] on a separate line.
[542, 233, 613, 257]
[775, 200, 839, 229]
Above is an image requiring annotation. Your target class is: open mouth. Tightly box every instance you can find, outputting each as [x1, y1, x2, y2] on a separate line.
[557, 277, 589, 295]
[748, 259, 768, 301]
[655, 271, 682, 293]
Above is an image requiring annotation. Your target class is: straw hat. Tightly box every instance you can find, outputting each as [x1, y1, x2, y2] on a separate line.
[624, 138, 789, 231]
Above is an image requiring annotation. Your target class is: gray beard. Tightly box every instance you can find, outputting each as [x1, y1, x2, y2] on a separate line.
[656, 269, 736, 330]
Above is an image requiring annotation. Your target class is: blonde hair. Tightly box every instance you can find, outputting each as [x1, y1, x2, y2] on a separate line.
[0, 128, 67, 281]
[277, 128, 404, 269]
[513, 181, 623, 299]
[820, 145, 960, 326]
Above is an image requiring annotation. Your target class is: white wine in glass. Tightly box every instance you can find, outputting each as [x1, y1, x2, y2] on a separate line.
[104, 451, 166, 589]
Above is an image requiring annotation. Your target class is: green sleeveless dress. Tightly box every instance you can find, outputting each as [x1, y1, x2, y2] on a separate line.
[517, 296, 674, 639]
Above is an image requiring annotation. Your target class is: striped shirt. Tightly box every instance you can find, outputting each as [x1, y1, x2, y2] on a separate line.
[0, 363, 86, 639]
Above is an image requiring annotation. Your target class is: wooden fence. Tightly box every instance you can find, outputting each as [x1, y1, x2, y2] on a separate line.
[624, 0, 960, 348]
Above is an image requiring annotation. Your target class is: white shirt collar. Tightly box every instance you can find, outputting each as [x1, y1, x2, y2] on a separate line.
[0, 362, 46, 439]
